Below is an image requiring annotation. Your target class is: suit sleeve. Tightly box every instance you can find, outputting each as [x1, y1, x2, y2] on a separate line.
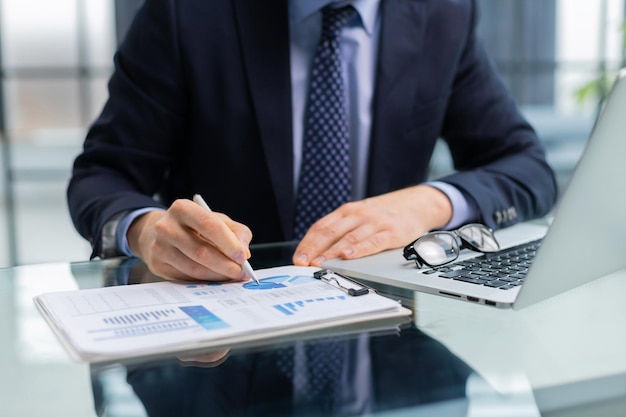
[67, 0, 183, 256]
[437, 0, 558, 230]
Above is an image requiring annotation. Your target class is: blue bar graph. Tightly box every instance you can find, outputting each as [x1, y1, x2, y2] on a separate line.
[273, 295, 347, 316]
[179, 305, 229, 330]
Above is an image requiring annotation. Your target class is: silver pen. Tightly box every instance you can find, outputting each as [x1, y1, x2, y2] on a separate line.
[192, 194, 260, 285]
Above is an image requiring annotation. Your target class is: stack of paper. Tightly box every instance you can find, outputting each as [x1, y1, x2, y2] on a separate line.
[34, 265, 411, 363]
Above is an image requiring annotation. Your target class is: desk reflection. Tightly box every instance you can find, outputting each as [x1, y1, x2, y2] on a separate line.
[92, 325, 472, 417]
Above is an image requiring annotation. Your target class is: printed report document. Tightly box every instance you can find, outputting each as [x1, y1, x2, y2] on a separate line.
[34, 265, 411, 363]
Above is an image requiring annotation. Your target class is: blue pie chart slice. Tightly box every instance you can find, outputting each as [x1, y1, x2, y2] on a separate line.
[243, 280, 287, 290]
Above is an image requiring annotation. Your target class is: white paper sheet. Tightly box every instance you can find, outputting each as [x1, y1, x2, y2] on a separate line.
[34, 265, 411, 362]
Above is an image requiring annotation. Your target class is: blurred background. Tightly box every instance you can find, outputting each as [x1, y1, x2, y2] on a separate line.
[0, 0, 621, 268]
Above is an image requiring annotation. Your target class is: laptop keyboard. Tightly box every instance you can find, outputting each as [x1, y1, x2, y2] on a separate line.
[422, 239, 542, 290]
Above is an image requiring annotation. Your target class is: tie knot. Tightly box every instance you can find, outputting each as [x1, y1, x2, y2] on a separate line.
[321, 5, 356, 40]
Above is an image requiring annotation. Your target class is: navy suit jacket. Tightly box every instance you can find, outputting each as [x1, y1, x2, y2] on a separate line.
[68, 0, 557, 256]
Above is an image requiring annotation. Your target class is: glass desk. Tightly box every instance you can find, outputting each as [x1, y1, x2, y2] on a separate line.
[1, 242, 626, 416]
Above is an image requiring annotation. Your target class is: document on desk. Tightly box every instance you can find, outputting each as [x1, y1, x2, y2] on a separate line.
[33, 265, 411, 363]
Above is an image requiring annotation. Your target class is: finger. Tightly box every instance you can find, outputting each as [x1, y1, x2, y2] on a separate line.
[221, 216, 254, 258]
[338, 229, 394, 260]
[149, 243, 247, 282]
[311, 222, 379, 265]
[178, 349, 230, 368]
[190, 206, 247, 263]
[293, 207, 362, 265]
[172, 200, 249, 265]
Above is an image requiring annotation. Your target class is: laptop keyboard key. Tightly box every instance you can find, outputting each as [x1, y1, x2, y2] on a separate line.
[438, 270, 466, 279]
[484, 280, 508, 288]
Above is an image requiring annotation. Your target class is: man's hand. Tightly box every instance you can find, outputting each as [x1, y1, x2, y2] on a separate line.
[293, 185, 453, 266]
[177, 348, 230, 368]
[127, 199, 254, 281]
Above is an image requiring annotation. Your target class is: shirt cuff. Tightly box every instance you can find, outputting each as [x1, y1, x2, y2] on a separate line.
[100, 211, 128, 259]
[116, 207, 165, 257]
[425, 181, 477, 230]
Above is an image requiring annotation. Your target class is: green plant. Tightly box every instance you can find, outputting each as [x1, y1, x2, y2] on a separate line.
[575, 72, 615, 105]
[575, 22, 626, 107]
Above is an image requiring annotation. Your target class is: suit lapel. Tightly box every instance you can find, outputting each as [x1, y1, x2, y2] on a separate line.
[233, 0, 294, 239]
[368, 0, 427, 195]
[232, 0, 428, 231]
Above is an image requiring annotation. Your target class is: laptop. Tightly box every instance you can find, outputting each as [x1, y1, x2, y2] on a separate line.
[323, 68, 626, 309]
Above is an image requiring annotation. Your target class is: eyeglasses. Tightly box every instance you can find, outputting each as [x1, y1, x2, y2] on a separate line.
[403, 223, 500, 269]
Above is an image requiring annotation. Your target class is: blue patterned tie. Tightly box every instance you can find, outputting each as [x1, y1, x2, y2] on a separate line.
[276, 339, 345, 412]
[294, 5, 356, 240]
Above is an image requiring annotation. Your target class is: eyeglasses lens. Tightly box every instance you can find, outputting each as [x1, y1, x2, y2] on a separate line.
[457, 225, 500, 252]
[414, 233, 459, 266]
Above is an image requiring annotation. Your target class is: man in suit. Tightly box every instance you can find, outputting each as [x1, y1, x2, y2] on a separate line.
[68, 0, 557, 281]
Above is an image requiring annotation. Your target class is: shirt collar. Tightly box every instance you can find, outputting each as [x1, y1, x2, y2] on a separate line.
[289, 0, 380, 35]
